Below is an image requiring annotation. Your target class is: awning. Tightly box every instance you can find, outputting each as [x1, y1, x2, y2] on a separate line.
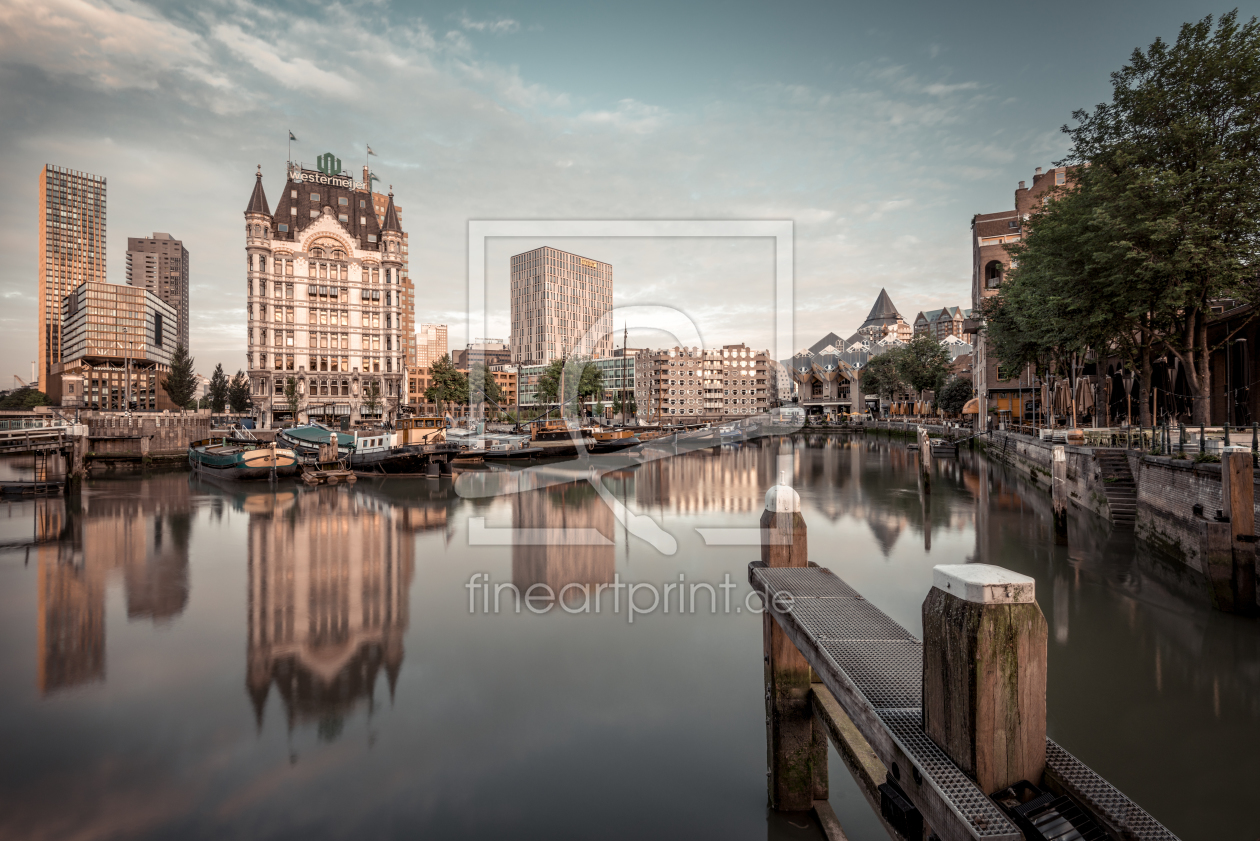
[962, 398, 980, 415]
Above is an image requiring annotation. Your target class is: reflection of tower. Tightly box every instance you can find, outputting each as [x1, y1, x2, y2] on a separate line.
[246, 487, 415, 735]
[37, 546, 102, 693]
[512, 484, 614, 603]
[35, 473, 192, 695]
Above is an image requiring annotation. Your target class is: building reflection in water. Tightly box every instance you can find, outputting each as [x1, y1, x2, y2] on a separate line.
[512, 481, 614, 608]
[37, 474, 191, 695]
[244, 484, 430, 738]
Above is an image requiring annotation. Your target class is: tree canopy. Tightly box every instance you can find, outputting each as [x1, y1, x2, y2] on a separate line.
[209, 364, 229, 414]
[986, 12, 1260, 424]
[424, 354, 467, 412]
[161, 343, 197, 409]
[228, 370, 251, 413]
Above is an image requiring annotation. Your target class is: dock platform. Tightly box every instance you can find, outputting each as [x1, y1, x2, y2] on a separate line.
[749, 562, 1179, 841]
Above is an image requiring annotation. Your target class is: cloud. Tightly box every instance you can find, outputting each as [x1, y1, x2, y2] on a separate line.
[455, 13, 521, 34]
[0, 0, 1032, 374]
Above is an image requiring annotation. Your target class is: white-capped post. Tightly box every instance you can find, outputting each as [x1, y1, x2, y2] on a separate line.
[922, 564, 1047, 795]
[759, 473, 824, 810]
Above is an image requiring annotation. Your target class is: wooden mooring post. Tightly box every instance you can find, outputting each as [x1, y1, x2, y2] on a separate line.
[1203, 448, 1258, 614]
[1051, 445, 1068, 539]
[923, 564, 1048, 797]
[760, 476, 827, 813]
[918, 426, 931, 494]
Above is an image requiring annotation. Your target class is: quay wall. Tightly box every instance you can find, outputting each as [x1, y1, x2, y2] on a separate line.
[965, 428, 1260, 574]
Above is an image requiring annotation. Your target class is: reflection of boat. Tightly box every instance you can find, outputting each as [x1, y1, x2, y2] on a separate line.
[189, 439, 299, 480]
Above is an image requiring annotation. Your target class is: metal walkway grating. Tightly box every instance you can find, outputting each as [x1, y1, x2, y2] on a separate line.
[750, 562, 1182, 841]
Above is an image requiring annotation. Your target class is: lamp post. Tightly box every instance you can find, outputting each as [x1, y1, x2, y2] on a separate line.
[1122, 369, 1135, 428]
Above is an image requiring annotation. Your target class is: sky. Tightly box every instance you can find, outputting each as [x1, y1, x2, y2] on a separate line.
[1, 0, 1255, 379]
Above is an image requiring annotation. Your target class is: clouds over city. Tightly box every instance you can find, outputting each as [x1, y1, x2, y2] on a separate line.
[0, 0, 1100, 374]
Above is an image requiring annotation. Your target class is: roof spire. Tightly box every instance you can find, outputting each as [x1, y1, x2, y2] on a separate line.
[245, 167, 270, 215]
[380, 189, 402, 234]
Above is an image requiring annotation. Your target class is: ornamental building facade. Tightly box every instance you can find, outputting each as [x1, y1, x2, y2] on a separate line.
[244, 162, 407, 426]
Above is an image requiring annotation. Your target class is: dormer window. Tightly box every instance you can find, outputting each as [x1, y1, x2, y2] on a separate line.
[1008, 220, 1019, 229]
[1055, 170, 1066, 186]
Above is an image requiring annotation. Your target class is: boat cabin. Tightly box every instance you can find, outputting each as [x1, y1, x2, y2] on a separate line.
[396, 417, 446, 446]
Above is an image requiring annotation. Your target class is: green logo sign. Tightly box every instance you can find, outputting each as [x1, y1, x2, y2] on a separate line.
[316, 152, 342, 176]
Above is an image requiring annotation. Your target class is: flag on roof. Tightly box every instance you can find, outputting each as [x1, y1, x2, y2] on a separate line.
[289, 130, 297, 141]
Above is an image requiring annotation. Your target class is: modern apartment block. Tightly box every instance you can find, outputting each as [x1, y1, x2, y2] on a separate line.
[48, 281, 178, 411]
[510, 247, 613, 365]
[244, 161, 407, 426]
[968, 165, 1073, 423]
[634, 344, 770, 421]
[38, 165, 107, 390]
[126, 233, 190, 350]
[416, 323, 448, 368]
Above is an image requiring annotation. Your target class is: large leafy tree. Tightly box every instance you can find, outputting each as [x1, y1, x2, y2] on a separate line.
[860, 349, 905, 405]
[228, 370, 252, 413]
[162, 343, 197, 409]
[209, 363, 229, 413]
[535, 357, 603, 415]
[938, 378, 974, 415]
[896, 334, 952, 396]
[1058, 11, 1260, 424]
[424, 354, 467, 414]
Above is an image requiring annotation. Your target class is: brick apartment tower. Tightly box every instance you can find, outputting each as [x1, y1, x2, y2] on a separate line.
[126, 233, 190, 350]
[37, 165, 106, 391]
[510, 246, 613, 365]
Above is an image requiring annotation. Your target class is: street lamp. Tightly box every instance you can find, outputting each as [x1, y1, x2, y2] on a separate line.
[1122, 369, 1135, 427]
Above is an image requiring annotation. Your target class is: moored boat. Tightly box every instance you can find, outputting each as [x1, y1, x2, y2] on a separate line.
[188, 438, 299, 480]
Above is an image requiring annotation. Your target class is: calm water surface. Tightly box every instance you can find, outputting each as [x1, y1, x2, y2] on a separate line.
[0, 435, 1256, 840]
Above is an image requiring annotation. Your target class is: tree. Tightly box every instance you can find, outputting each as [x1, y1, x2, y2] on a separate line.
[860, 348, 905, 405]
[423, 354, 466, 414]
[938, 378, 974, 415]
[209, 364, 229, 413]
[284, 377, 302, 419]
[162, 343, 197, 408]
[535, 359, 565, 405]
[362, 379, 382, 416]
[228, 370, 252, 413]
[1056, 11, 1260, 423]
[468, 362, 502, 409]
[0, 387, 49, 409]
[896, 334, 952, 396]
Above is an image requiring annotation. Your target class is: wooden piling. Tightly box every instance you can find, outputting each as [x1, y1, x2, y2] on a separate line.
[1211, 450, 1258, 614]
[1051, 445, 1068, 538]
[917, 426, 931, 494]
[761, 478, 824, 811]
[922, 564, 1047, 796]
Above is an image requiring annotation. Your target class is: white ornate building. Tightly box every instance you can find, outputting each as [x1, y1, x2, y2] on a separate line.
[244, 162, 406, 426]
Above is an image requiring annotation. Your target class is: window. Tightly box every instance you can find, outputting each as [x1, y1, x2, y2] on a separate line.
[310, 210, 318, 218]
[339, 214, 348, 223]
[360, 200, 365, 208]
[278, 224, 289, 232]
[338, 197, 348, 206]
[1055, 170, 1066, 186]
[368, 234, 377, 243]
[310, 193, 319, 201]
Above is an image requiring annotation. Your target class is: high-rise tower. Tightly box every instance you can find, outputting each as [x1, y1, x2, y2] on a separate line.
[37, 165, 106, 390]
[510, 247, 613, 366]
[126, 233, 190, 350]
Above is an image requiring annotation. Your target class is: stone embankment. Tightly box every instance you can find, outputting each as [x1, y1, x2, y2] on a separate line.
[865, 420, 1260, 582]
